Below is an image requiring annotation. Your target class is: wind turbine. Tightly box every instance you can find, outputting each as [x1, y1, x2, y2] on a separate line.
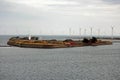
[98, 29, 100, 38]
[84, 29, 86, 37]
[79, 28, 81, 38]
[111, 26, 114, 40]
[69, 28, 71, 36]
[90, 27, 92, 38]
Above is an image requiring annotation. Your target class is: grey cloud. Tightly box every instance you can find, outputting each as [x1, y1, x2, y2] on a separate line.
[47, 4, 80, 8]
[0, 1, 11, 12]
[0, 0, 20, 13]
[55, 0, 120, 5]
[102, 0, 120, 4]
[0, 0, 40, 16]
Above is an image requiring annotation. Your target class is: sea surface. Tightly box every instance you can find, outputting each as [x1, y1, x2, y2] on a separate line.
[0, 35, 120, 80]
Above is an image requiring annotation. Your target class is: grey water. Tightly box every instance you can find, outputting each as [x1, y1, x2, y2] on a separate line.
[0, 35, 120, 80]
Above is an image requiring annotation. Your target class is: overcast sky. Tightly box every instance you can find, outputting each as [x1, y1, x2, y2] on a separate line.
[0, 0, 120, 35]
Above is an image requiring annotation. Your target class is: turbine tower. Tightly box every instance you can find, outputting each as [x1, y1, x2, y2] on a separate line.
[79, 28, 81, 35]
[111, 27, 114, 40]
[84, 29, 86, 36]
[98, 29, 100, 37]
[90, 27, 92, 38]
[69, 28, 71, 36]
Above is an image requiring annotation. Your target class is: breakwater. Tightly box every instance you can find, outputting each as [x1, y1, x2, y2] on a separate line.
[7, 36, 112, 48]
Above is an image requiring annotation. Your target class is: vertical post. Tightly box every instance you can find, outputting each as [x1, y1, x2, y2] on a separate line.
[79, 28, 81, 36]
[90, 27, 92, 38]
[84, 29, 86, 36]
[98, 29, 100, 38]
[79, 28, 81, 38]
[111, 27, 114, 40]
[69, 28, 71, 36]
[73, 30, 74, 35]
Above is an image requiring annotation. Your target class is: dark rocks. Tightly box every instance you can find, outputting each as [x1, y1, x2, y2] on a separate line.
[82, 38, 89, 43]
[82, 37, 97, 43]
[63, 39, 73, 42]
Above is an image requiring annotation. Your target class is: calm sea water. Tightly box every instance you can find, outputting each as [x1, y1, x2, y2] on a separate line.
[0, 35, 120, 80]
